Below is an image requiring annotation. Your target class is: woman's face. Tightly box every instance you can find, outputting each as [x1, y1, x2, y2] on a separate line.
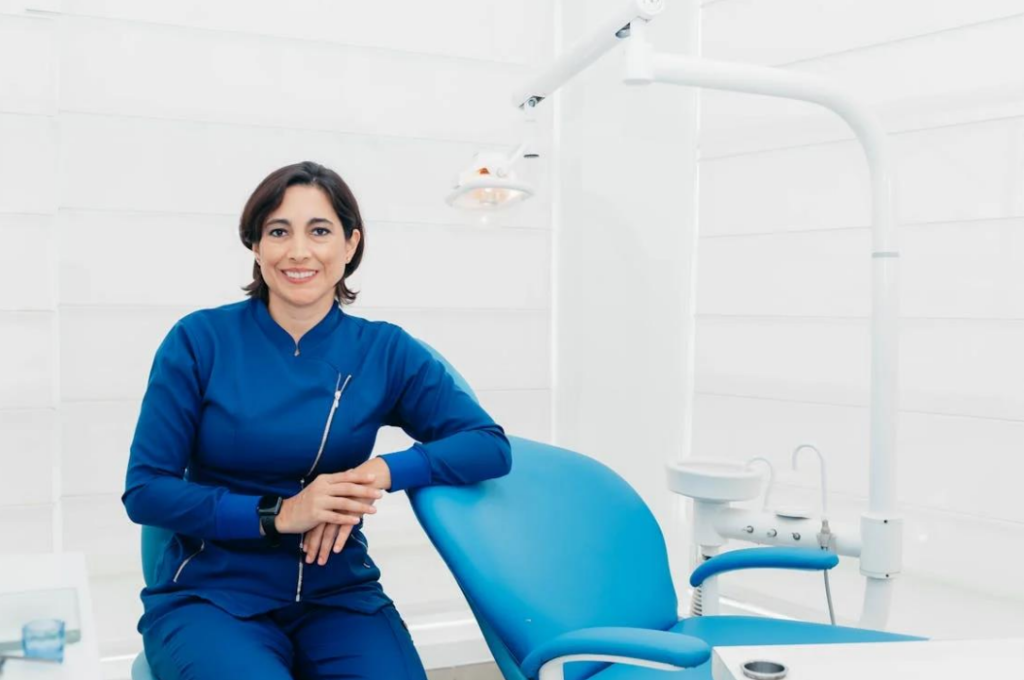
[253, 184, 360, 315]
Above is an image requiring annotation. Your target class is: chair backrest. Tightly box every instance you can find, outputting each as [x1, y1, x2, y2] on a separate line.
[409, 437, 679, 680]
[138, 337, 476, 584]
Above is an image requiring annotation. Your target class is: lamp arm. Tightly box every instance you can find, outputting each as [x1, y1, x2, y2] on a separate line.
[510, 0, 665, 109]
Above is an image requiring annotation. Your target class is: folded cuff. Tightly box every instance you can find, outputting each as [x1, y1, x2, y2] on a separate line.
[380, 445, 432, 492]
[214, 492, 263, 540]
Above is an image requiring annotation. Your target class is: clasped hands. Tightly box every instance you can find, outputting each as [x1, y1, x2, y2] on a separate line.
[274, 457, 391, 566]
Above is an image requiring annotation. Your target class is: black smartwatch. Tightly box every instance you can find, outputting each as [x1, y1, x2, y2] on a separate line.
[257, 495, 283, 547]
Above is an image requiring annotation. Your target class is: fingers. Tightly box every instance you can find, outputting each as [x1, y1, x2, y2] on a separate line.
[324, 481, 383, 500]
[316, 524, 339, 565]
[316, 510, 362, 526]
[333, 524, 353, 554]
[303, 524, 324, 563]
[323, 497, 378, 515]
[325, 470, 377, 485]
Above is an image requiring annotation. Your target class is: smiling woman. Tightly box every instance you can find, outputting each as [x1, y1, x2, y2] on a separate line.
[121, 160, 512, 679]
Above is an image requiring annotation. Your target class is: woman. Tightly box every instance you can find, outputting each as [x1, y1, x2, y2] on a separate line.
[122, 161, 512, 680]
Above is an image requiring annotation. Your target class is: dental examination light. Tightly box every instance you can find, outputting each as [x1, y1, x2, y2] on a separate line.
[445, 94, 541, 209]
[472, 0, 901, 630]
[445, 146, 535, 210]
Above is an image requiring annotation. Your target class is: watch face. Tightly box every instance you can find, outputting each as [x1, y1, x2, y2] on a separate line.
[258, 495, 282, 515]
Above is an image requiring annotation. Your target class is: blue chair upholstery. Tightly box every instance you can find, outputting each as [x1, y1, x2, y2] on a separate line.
[409, 437, 922, 680]
[131, 338, 474, 679]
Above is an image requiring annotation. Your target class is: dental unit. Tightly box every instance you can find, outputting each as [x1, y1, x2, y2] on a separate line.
[456, 0, 902, 631]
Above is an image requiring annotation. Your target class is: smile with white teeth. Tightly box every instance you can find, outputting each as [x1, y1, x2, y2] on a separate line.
[283, 270, 317, 280]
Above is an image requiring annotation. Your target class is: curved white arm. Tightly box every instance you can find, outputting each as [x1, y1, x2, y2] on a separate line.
[539, 654, 684, 680]
[645, 51, 900, 630]
[792, 444, 829, 520]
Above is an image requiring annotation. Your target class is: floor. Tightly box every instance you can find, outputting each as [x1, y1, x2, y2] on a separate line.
[426, 663, 503, 680]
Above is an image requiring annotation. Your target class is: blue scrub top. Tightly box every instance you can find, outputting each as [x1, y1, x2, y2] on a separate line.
[123, 297, 511, 625]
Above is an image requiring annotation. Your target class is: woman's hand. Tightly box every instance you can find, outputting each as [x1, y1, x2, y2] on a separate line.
[301, 458, 392, 566]
[276, 470, 383, 536]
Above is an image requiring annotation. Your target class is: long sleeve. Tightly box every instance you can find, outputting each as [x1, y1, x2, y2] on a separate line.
[122, 321, 262, 540]
[379, 329, 512, 492]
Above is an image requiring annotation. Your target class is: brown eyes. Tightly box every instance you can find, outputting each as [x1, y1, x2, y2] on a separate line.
[265, 227, 332, 238]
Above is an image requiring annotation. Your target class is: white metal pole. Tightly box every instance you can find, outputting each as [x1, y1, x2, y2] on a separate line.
[510, 0, 665, 108]
[647, 53, 900, 628]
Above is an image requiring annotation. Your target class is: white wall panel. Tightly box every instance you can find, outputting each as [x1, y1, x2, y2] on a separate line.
[901, 219, 1024, 320]
[60, 16, 536, 145]
[61, 0, 551, 66]
[375, 544, 465, 614]
[692, 394, 870, 498]
[478, 389, 551, 444]
[898, 411, 1024, 524]
[700, 141, 869, 236]
[268, 303, 538, 396]
[897, 117, 1024, 225]
[0, 15, 57, 114]
[62, 494, 138, 575]
[699, 228, 870, 318]
[353, 224, 550, 311]
[701, 116, 1024, 235]
[699, 218, 1024, 320]
[60, 305, 185, 402]
[695, 318, 869, 406]
[902, 320, 1024, 421]
[0, 312, 55, 409]
[58, 210, 252, 308]
[697, 318, 1024, 420]
[701, 13, 1024, 149]
[357, 308, 550, 392]
[0, 214, 55, 310]
[60, 400, 139, 497]
[703, 0, 1024, 66]
[0, 505, 53, 553]
[0, 114, 57, 214]
[0, 409, 57, 506]
[58, 114, 551, 230]
[693, 394, 1024, 523]
[89, 573, 145, 658]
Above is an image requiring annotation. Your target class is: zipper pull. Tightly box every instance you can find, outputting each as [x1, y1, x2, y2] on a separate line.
[332, 374, 345, 406]
[294, 344, 301, 357]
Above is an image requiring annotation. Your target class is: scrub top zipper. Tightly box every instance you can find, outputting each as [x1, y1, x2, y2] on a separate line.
[295, 372, 351, 602]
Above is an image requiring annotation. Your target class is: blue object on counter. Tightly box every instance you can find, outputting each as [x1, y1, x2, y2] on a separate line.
[22, 618, 65, 662]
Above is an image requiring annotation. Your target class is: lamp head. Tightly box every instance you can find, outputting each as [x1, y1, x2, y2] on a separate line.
[445, 150, 534, 210]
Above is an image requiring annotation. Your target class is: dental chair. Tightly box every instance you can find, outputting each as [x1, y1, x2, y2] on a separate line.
[406, 354, 921, 679]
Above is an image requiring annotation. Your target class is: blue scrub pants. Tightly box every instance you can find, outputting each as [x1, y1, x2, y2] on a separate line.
[142, 599, 429, 680]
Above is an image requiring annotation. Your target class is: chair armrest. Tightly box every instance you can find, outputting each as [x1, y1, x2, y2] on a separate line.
[520, 627, 710, 679]
[689, 547, 839, 588]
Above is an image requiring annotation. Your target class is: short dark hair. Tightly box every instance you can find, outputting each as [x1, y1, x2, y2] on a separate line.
[239, 161, 365, 305]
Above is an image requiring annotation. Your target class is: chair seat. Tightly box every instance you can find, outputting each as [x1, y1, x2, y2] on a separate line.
[590, 616, 921, 680]
[131, 651, 157, 680]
